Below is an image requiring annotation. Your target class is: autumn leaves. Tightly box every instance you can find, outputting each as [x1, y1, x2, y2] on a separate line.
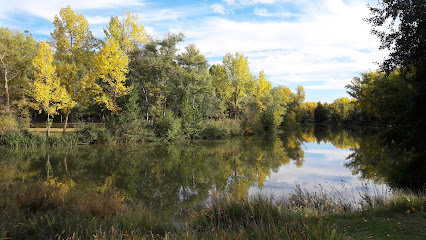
[32, 6, 146, 135]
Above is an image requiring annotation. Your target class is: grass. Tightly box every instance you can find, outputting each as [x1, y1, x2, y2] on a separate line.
[27, 127, 77, 135]
[333, 213, 426, 239]
[0, 180, 424, 239]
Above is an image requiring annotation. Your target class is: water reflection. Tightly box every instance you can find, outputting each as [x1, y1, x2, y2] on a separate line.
[0, 125, 423, 216]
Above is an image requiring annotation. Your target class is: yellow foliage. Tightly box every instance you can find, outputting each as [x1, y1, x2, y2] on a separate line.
[255, 70, 272, 110]
[104, 11, 148, 53]
[51, 5, 96, 112]
[44, 177, 75, 200]
[93, 38, 130, 112]
[31, 42, 74, 116]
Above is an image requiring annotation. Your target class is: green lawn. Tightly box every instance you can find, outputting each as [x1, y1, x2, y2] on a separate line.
[333, 212, 426, 239]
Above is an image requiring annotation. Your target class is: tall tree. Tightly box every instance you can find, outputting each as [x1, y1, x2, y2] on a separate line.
[129, 33, 184, 121]
[104, 12, 148, 54]
[31, 42, 73, 136]
[366, 0, 426, 150]
[254, 70, 272, 110]
[222, 52, 255, 118]
[92, 38, 130, 113]
[51, 5, 97, 133]
[0, 28, 38, 113]
[367, 0, 426, 73]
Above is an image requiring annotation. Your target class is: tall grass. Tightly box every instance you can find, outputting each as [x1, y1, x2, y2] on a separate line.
[0, 180, 424, 239]
[0, 180, 173, 239]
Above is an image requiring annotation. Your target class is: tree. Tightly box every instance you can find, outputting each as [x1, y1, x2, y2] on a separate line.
[366, 0, 426, 151]
[92, 39, 130, 113]
[31, 42, 73, 137]
[314, 102, 328, 123]
[254, 70, 272, 110]
[0, 28, 38, 113]
[328, 97, 354, 122]
[129, 33, 185, 121]
[51, 5, 97, 133]
[366, 0, 426, 73]
[221, 52, 255, 118]
[104, 12, 148, 54]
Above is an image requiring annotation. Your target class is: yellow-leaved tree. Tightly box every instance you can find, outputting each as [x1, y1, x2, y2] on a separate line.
[51, 6, 97, 133]
[31, 42, 74, 137]
[92, 39, 130, 113]
[104, 12, 148, 53]
[255, 70, 272, 110]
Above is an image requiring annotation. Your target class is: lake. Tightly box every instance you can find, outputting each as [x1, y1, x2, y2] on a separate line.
[1, 124, 423, 218]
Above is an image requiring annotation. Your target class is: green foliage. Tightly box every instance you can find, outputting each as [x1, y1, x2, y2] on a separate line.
[0, 27, 38, 113]
[314, 102, 329, 123]
[76, 123, 101, 144]
[106, 84, 153, 142]
[199, 119, 242, 139]
[328, 97, 354, 122]
[155, 110, 183, 141]
[0, 129, 79, 147]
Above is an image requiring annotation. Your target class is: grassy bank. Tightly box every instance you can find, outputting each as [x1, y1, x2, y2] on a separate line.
[1, 181, 424, 239]
[0, 118, 246, 147]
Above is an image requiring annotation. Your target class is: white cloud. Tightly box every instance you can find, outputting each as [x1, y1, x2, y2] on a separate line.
[240, 0, 287, 5]
[0, 0, 388, 102]
[222, 0, 235, 5]
[0, 0, 143, 21]
[254, 7, 271, 16]
[86, 16, 111, 25]
[211, 4, 228, 15]
[184, 0, 386, 94]
[254, 7, 297, 18]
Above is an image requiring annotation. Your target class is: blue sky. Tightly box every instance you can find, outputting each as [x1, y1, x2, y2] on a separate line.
[0, 0, 387, 103]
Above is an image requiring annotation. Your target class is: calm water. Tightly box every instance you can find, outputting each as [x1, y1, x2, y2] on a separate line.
[1, 125, 423, 215]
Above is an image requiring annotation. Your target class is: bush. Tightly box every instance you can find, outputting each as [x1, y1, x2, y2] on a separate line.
[199, 119, 242, 139]
[77, 123, 101, 144]
[199, 120, 229, 139]
[106, 116, 153, 143]
[154, 111, 183, 141]
[0, 114, 19, 134]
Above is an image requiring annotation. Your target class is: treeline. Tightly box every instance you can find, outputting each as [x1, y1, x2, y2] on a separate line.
[0, 6, 316, 142]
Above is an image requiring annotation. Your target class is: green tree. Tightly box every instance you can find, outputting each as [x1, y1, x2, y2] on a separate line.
[314, 102, 328, 123]
[366, 0, 426, 151]
[222, 52, 255, 118]
[0, 28, 38, 113]
[328, 97, 354, 122]
[129, 33, 185, 121]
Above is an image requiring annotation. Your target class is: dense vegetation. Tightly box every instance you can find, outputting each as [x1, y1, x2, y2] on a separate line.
[0, 0, 425, 239]
[0, 6, 311, 142]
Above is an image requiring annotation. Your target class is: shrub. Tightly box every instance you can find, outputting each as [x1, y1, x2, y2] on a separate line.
[199, 119, 242, 139]
[154, 111, 183, 141]
[0, 114, 19, 134]
[77, 123, 100, 144]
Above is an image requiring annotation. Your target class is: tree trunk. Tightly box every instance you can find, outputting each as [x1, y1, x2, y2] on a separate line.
[1, 52, 11, 113]
[47, 114, 51, 137]
[4, 78, 9, 112]
[63, 113, 69, 134]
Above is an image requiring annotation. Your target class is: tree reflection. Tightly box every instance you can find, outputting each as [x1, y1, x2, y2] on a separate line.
[0, 125, 423, 218]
